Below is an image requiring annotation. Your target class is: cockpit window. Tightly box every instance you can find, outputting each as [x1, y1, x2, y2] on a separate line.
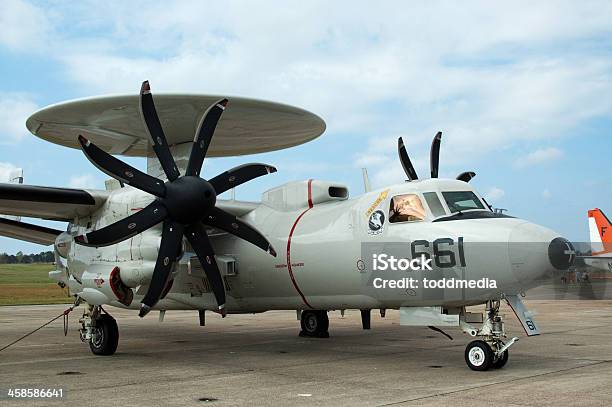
[423, 192, 447, 217]
[389, 194, 426, 223]
[442, 191, 485, 213]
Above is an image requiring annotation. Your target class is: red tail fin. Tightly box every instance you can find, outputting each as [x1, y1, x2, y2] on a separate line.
[588, 208, 612, 254]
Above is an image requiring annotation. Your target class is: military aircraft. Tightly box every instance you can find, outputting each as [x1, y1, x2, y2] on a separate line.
[583, 208, 612, 272]
[0, 82, 576, 371]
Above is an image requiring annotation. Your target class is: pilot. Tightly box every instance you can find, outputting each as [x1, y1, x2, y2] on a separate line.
[389, 194, 426, 223]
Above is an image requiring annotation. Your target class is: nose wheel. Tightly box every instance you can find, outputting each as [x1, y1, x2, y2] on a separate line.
[462, 300, 517, 371]
[465, 340, 510, 371]
[465, 340, 493, 371]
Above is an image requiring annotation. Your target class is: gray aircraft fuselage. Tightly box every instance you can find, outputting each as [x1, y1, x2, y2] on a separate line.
[56, 178, 564, 314]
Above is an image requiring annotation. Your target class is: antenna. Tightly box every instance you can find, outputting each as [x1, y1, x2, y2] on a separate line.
[361, 168, 371, 193]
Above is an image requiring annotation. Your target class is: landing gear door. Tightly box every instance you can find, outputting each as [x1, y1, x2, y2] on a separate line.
[505, 294, 540, 336]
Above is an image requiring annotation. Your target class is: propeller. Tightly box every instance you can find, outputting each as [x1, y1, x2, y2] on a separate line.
[75, 81, 278, 317]
[456, 171, 476, 183]
[397, 132, 476, 183]
[429, 131, 442, 178]
[397, 137, 418, 181]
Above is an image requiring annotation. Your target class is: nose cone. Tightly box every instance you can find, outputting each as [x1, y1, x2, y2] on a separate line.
[508, 222, 574, 284]
[548, 237, 575, 270]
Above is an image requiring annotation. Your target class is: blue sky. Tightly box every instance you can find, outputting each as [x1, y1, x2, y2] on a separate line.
[0, 0, 611, 253]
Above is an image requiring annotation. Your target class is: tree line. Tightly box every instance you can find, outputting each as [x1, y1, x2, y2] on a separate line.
[0, 251, 55, 264]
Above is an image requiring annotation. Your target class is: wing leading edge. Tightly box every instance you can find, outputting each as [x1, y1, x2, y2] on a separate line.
[0, 183, 108, 221]
[0, 217, 62, 245]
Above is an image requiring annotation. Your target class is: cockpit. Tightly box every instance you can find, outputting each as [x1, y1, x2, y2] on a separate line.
[387, 181, 497, 224]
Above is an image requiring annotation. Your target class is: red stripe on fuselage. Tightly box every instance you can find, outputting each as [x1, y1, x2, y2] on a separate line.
[286, 179, 314, 309]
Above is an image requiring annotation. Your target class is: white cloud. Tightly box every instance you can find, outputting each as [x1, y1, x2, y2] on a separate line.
[36, 0, 612, 147]
[485, 187, 505, 202]
[2, 1, 612, 170]
[0, 94, 39, 143]
[0, 0, 51, 50]
[514, 147, 564, 168]
[31, 1, 610, 134]
[68, 174, 99, 189]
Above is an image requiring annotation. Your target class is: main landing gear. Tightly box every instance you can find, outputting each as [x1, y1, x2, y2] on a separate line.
[80, 305, 119, 355]
[299, 310, 329, 338]
[462, 300, 517, 371]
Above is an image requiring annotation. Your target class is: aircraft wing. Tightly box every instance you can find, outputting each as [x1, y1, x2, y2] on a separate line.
[0, 217, 62, 245]
[0, 183, 108, 221]
[215, 199, 259, 218]
[579, 255, 612, 259]
[205, 199, 260, 237]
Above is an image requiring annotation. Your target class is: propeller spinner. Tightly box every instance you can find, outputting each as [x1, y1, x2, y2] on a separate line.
[75, 81, 278, 317]
[397, 132, 476, 183]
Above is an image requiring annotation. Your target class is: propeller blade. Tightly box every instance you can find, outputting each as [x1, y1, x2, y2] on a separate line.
[456, 171, 476, 182]
[208, 163, 277, 195]
[77, 135, 166, 197]
[185, 99, 228, 177]
[430, 131, 442, 178]
[204, 207, 277, 257]
[139, 220, 185, 317]
[139, 81, 180, 182]
[185, 223, 227, 315]
[397, 137, 418, 181]
[75, 201, 167, 247]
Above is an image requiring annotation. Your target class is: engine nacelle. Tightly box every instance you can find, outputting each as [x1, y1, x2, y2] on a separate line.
[81, 265, 134, 306]
[116, 261, 157, 287]
[262, 179, 349, 211]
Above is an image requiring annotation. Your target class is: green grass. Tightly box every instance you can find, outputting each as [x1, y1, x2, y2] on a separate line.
[0, 263, 72, 305]
[0, 263, 58, 284]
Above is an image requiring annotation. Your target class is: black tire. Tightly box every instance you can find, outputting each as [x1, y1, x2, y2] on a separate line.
[492, 349, 509, 369]
[89, 314, 119, 356]
[300, 310, 329, 337]
[465, 340, 493, 371]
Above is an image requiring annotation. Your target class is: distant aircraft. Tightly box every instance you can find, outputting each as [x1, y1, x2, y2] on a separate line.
[583, 208, 612, 272]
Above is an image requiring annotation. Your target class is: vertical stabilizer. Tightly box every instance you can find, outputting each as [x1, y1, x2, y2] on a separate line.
[588, 208, 611, 254]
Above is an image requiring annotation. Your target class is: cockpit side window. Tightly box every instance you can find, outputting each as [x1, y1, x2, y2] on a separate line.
[423, 192, 447, 217]
[389, 194, 426, 223]
[442, 191, 485, 213]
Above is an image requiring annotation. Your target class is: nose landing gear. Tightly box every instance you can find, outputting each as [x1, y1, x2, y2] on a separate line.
[462, 300, 518, 371]
[79, 305, 119, 355]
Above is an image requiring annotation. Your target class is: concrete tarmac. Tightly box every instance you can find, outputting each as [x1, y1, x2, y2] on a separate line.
[1, 300, 612, 406]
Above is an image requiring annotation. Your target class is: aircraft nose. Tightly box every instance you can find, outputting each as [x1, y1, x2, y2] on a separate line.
[508, 222, 573, 282]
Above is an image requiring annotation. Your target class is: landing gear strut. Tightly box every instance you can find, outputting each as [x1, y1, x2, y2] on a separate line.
[462, 300, 517, 371]
[299, 310, 329, 338]
[80, 305, 119, 355]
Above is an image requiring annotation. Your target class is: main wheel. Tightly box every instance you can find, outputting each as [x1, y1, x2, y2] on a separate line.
[465, 340, 493, 371]
[300, 310, 329, 337]
[492, 349, 509, 369]
[89, 314, 119, 356]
